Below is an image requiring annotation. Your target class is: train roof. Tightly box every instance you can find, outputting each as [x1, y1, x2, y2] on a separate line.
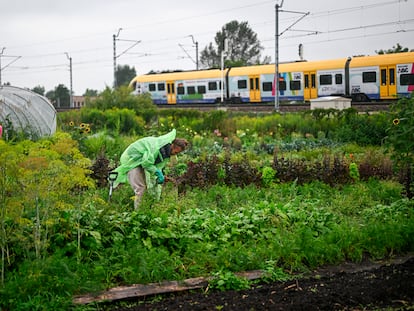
[349, 51, 414, 67]
[132, 68, 222, 83]
[227, 58, 351, 76]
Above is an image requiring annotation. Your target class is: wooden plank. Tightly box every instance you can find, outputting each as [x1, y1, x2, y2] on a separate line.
[73, 270, 264, 304]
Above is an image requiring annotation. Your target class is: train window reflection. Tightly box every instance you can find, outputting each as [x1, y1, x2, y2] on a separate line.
[320, 75, 332, 85]
[290, 80, 301, 90]
[335, 74, 343, 85]
[208, 82, 217, 91]
[177, 86, 185, 95]
[238, 80, 247, 89]
[262, 82, 272, 92]
[363, 72, 376, 83]
[400, 74, 414, 85]
[198, 85, 206, 94]
[158, 83, 165, 91]
[187, 86, 196, 94]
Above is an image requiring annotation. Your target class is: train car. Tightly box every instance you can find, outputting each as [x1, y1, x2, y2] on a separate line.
[129, 52, 414, 104]
[130, 69, 223, 104]
[348, 52, 414, 101]
[226, 58, 352, 102]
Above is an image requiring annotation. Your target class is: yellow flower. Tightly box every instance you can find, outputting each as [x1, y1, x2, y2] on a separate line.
[80, 123, 86, 128]
[69, 121, 74, 126]
[393, 118, 400, 125]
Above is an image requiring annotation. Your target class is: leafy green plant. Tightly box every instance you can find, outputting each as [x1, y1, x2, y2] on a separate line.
[209, 270, 250, 291]
[349, 162, 360, 182]
[260, 260, 292, 283]
[262, 166, 277, 186]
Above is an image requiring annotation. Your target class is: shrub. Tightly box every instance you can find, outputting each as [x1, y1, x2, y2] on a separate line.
[386, 94, 414, 198]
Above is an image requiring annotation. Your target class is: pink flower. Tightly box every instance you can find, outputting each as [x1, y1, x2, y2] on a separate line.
[0, 125, 2, 138]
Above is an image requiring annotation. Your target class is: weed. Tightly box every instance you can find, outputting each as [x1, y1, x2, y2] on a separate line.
[209, 270, 251, 291]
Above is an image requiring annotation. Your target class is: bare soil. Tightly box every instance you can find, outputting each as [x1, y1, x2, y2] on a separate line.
[105, 255, 414, 311]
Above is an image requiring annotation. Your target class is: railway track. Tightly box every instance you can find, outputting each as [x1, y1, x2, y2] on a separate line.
[56, 102, 392, 113]
[157, 102, 392, 113]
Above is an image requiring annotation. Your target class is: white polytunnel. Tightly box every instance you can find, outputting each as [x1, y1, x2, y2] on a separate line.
[0, 85, 57, 138]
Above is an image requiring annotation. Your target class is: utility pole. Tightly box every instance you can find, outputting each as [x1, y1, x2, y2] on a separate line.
[0, 48, 21, 86]
[189, 35, 199, 70]
[113, 28, 141, 88]
[113, 28, 122, 88]
[0, 48, 5, 86]
[274, 1, 309, 112]
[274, 0, 284, 112]
[65, 52, 73, 108]
[221, 34, 228, 103]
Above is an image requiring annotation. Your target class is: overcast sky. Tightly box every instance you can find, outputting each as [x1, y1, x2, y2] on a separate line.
[1, 0, 413, 95]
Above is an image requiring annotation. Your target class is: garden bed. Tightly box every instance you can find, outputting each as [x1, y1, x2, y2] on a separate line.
[98, 254, 414, 310]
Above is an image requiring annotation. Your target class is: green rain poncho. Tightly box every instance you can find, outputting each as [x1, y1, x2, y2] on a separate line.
[113, 129, 176, 199]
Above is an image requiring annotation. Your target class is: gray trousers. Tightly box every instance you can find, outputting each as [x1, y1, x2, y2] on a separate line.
[127, 166, 146, 209]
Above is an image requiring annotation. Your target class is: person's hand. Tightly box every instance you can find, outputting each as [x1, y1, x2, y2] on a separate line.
[155, 169, 165, 184]
[164, 176, 176, 184]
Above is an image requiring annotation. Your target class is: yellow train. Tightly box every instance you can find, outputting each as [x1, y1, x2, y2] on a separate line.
[129, 52, 414, 104]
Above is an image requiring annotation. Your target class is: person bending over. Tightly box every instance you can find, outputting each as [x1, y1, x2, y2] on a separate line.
[112, 129, 188, 208]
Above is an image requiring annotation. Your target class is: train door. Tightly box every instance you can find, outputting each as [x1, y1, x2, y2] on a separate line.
[304, 71, 317, 100]
[380, 66, 397, 99]
[249, 75, 261, 102]
[166, 81, 176, 104]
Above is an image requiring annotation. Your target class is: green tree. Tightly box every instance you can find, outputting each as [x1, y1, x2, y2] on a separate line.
[200, 20, 267, 68]
[86, 86, 153, 110]
[31, 85, 45, 96]
[376, 43, 412, 54]
[83, 88, 98, 97]
[46, 84, 70, 108]
[115, 64, 137, 87]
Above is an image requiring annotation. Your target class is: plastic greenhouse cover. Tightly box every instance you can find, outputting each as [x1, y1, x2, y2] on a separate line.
[0, 85, 57, 137]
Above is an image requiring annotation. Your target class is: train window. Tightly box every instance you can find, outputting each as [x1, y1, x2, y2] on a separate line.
[177, 86, 185, 95]
[158, 83, 165, 91]
[381, 69, 387, 85]
[198, 85, 206, 94]
[262, 82, 272, 92]
[389, 68, 395, 85]
[208, 81, 217, 90]
[149, 84, 156, 92]
[238, 80, 247, 89]
[290, 80, 301, 90]
[320, 75, 332, 85]
[187, 86, 196, 94]
[400, 74, 414, 85]
[304, 75, 309, 88]
[279, 81, 287, 91]
[335, 74, 343, 84]
[362, 71, 376, 83]
[167, 83, 175, 94]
